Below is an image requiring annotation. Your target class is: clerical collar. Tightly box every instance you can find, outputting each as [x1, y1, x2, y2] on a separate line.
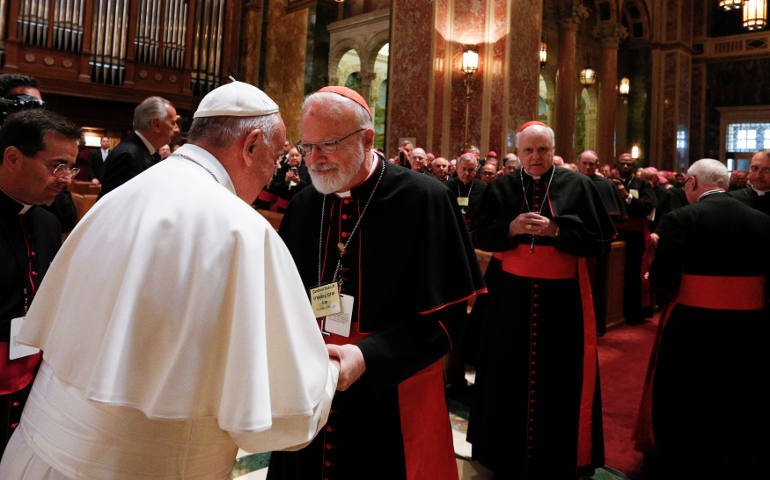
[751, 185, 768, 196]
[0, 187, 33, 216]
[134, 131, 157, 155]
[171, 143, 236, 195]
[522, 166, 554, 181]
[697, 189, 724, 201]
[335, 151, 380, 198]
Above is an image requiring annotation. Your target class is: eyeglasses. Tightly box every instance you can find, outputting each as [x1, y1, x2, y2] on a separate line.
[51, 164, 80, 178]
[297, 128, 365, 156]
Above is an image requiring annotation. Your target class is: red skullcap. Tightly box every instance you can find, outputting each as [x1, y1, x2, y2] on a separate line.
[518, 121, 549, 132]
[317, 86, 373, 120]
[618, 153, 633, 161]
[581, 150, 598, 158]
[487, 151, 497, 157]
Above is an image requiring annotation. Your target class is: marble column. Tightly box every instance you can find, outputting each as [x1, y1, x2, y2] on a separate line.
[595, 24, 627, 165]
[388, 0, 541, 158]
[240, 0, 264, 86]
[554, 2, 589, 162]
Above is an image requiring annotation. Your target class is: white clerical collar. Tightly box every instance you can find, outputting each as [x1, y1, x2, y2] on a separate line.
[751, 185, 768, 196]
[173, 143, 236, 195]
[134, 131, 157, 155]
[1, 187, 34, 214]
[697, 189, 724, 201]
[335, 151, 378, 198]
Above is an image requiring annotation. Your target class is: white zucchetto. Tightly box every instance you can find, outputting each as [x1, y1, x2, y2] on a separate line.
[194, 81, 279, 118]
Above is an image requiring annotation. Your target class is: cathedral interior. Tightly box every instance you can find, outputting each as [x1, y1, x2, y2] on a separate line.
[2, 1, 769, 479]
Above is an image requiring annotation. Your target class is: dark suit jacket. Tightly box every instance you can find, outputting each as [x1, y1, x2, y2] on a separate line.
[88, 148, 109, 182]
[729, 185, 770, 215]
[99, 133, 155, 198]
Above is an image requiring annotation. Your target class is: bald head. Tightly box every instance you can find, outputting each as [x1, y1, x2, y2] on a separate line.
[577, 150, 598, 176]
[516, 124, 555, 177]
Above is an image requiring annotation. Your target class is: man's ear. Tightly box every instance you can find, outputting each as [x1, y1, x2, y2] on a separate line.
[3, 147, 22, 171]
[362, 128, 375, 151]
[241, 128, 262, 166]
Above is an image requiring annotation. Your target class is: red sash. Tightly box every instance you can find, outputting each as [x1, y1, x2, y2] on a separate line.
[633, 274, 766, 453]
[321, 326, 458, 480]
[494, 246, 598, 467]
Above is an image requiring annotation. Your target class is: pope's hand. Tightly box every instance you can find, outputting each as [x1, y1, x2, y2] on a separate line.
[327, 344, 366, 391]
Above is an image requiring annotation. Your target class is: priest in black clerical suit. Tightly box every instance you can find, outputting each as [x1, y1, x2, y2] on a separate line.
[729, 149, 770, 215]
[468, 122, 614, 479]
[445, 153, 487, 225]
[636, 159, 770, 479]
[613, 153, 657, 325]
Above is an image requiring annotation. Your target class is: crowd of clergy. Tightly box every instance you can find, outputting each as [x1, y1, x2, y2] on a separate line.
[1, 70, 768, 480]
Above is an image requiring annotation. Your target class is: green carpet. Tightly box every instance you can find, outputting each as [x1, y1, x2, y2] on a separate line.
[232, 452, 270, 478]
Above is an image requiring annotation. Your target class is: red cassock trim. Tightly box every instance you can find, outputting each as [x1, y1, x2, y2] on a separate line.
[0, 342, 41, 395]
[398, 361, 459, 480]
[633, 274, 766, 453]
[494, 245, 598, 468]
[256, 190, 278, 204]
[418, 288, 488, 316]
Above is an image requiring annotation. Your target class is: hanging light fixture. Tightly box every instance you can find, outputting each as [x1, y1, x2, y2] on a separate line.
[631, 144, 641, 160]
[539, 42, 548, 68]
[743, 0, 767, 30]
[579, 67, 596, 86]
[619, 77, 630, 100]
[719, 0, 743, 10]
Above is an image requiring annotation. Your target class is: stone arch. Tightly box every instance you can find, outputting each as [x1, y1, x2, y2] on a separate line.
[622, 0, 651, 41]
[361, 29, 391, 73]
[328, 39, 362, 86]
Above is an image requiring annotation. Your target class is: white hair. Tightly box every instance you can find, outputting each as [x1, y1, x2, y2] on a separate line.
[134, 96, 173, 130]
[187, 113, 281, 150]
[515, 124, 555, 149]
[687, 158, 729, 189]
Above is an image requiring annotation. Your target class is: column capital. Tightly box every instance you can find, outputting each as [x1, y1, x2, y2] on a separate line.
[358, 71, 377, 85]
[557, 1, 591, 28]
[593, 24, 629, 47]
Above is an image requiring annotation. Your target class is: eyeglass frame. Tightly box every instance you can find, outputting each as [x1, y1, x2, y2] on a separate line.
[296, 128, 366, 156]
[51, 163, 80, 178]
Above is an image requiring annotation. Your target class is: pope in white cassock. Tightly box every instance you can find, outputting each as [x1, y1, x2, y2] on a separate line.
[0, 82, 340, 479]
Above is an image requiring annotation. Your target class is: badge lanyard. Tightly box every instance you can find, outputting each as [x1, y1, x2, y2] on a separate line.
[317, 160, 386, 289]
[520, 167, 556, 253]
[315, 159, 385, 334]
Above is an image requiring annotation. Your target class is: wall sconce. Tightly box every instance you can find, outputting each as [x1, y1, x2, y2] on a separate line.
[743, 0, 767, 30]
[619, 77, 630, 102]
[631, 144, 640, 160]
[461, 46, 479, 149]
[539, 42, 547, 69]
[461, 47, 479, 75]
[579, 67, 596, 86]
[719, 0, 743, 10]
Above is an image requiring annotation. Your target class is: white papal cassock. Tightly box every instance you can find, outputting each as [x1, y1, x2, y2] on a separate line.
[0, 143, 338, 479]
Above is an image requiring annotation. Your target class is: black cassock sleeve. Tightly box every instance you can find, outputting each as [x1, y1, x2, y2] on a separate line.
[648, 209, 688, 303]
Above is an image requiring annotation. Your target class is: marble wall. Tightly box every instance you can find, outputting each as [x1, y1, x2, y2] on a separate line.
[389, 0, 540, 158]
[263, 1, 308, 143]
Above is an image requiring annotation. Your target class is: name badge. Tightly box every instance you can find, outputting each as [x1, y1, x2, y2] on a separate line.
[324, 294, 354, 337]
[629, 188, 639, 199]
[9, 317, 40, 360]
[310, 282, 343, 318]
[457, 196, 469, 207]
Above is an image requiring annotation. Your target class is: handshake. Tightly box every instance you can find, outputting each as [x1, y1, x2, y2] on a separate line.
[327, 343, 366, 391]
